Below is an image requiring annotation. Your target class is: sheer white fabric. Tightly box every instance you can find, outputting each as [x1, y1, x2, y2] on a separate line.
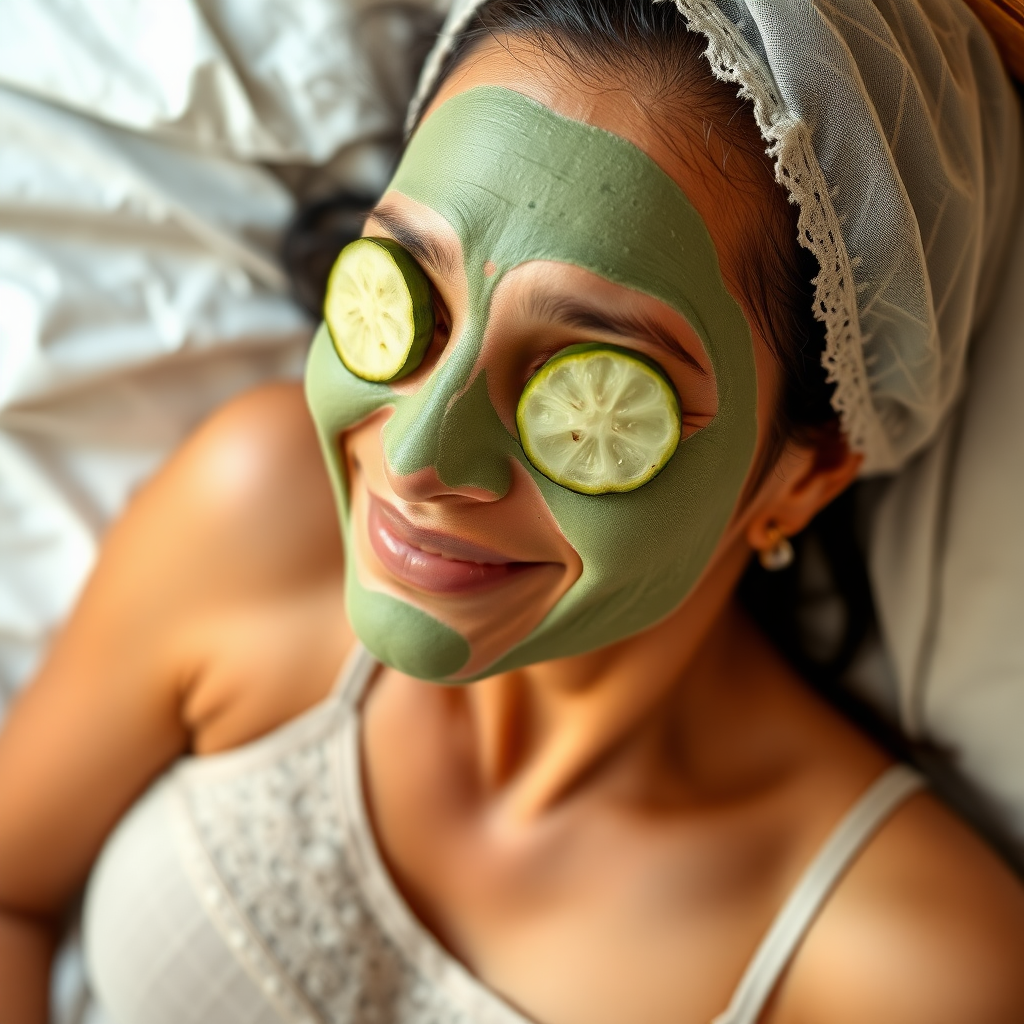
[411, 0, 1021, 474]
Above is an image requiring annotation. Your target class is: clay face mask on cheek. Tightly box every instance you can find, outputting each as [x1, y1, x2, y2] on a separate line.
[306, 86, 758, 681]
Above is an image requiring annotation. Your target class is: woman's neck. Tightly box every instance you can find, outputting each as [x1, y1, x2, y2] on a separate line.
[457, 542, 772, 822]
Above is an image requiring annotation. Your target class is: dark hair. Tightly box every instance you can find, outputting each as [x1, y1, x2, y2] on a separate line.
[282, 0, 874, 694]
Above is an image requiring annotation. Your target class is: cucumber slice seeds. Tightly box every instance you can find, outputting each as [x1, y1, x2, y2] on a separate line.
[324, 237, 435, 382]
[517, 344, 681, 494]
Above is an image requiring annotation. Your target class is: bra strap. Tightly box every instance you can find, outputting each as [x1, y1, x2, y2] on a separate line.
[333, 642, 381, 710]
[711, 764, 925, 1024]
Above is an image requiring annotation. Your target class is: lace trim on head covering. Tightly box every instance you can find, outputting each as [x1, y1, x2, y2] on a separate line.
[668, 0, 888, 469]
[669, 0, 1020, 475]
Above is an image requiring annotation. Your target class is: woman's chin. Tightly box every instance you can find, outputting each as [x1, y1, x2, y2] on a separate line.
[350, 508, 574, 680]
[359, 551, 569, 679]
[442, 560, 572, 678]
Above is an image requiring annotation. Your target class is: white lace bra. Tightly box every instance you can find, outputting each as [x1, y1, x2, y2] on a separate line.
[83, 645, 924, 1024]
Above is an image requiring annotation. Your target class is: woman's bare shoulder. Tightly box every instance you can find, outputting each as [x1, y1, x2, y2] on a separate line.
[34, 380, 348, 753]
[155, 381, 344, 591]
[72, 379, 348, 652]
[144, 381, 352, 748]
[777, 789, 1024, 1024]
[26, 380, 344, 694]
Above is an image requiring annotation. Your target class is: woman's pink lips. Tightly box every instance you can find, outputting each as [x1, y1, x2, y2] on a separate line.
[367, 496, 542, 594]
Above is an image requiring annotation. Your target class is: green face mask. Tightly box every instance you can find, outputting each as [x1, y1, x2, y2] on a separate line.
[306, 86, 758, 681]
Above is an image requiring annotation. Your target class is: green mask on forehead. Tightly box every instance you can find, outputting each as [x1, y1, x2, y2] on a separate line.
[306, 86, 757, 681]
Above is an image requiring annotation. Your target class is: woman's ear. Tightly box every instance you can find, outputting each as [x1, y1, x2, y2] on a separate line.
[745, 430, 863, 556]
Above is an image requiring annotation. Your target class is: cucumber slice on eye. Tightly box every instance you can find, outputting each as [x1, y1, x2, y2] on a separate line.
[517, 343, 682, 495]
[323, 237, 435, 382]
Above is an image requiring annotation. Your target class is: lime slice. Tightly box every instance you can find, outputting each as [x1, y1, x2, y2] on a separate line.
[517, 343, 681, 494]
[323, 237, 435, 382]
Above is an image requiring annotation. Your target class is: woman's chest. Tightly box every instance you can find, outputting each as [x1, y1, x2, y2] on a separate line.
[361, 688, 794, 1024]
[87, 648, 829, 1024]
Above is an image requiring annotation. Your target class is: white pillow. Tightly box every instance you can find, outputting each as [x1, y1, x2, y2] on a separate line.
[872, 192, 1024, 859]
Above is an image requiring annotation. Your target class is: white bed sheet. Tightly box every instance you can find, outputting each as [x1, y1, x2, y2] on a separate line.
[0, 0, 448, 709]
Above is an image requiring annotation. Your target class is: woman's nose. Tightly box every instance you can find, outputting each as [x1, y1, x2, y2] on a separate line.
[381, 352, 514, 503]
[382, 460, 497, 504]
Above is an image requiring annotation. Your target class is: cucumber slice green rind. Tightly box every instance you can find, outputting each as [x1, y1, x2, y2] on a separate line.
[517, 343, 682, 495]
[324, 237, 435, 383]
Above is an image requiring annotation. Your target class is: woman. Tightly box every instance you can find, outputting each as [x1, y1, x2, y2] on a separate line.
[2, 2, 1024, 1022]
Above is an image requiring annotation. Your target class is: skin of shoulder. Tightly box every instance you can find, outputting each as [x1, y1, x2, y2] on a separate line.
[770, 790, 1024, 1024]
[0, 382, 349, 916]
[162, 381, 353, 751]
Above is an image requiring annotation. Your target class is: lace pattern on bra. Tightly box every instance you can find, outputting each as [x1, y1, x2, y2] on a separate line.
[174, 725, 470, 1024]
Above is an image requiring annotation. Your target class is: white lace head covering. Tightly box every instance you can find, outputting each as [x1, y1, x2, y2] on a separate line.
[409, 0, 1021, 474]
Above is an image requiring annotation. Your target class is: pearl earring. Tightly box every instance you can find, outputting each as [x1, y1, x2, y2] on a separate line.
[759, 526, 794, 571]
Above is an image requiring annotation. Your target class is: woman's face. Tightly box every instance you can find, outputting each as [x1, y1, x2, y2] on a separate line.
[306, 39, 780, 681]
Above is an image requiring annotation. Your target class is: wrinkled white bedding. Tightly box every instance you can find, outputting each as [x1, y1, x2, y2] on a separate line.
[0, 0, 448, 707]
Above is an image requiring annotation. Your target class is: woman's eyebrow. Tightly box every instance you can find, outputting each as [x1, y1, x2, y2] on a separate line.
[365, 206, 458, 280]
[529, 294, 710, 377]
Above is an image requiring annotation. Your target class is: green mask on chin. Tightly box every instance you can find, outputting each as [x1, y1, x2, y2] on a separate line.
[306, 86, 757, 682]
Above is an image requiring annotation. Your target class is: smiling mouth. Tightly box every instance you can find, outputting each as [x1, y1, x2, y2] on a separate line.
[367, 496, 544, 594]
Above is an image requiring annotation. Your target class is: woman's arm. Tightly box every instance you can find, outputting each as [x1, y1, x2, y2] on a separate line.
[0, 909, 57, 1023]
[0, 414, 204, 1020]
[0, 397, 224, 1019]
[0, 382, 347, 1021]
